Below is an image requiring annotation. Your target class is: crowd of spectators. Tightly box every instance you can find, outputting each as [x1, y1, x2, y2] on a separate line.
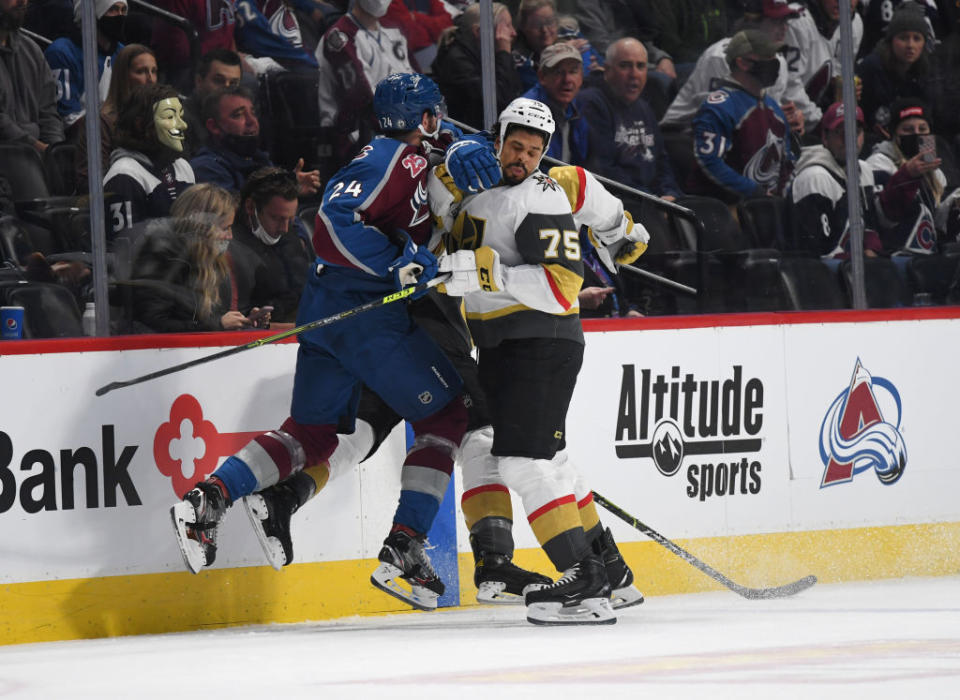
[1, 0, 960, 336]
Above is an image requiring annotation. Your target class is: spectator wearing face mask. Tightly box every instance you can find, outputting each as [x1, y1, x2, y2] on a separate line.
[315, 0, 415, 168]
[688, 29, 796, 202]
[865, 98, 957, 254]
[190, 85, 321, 196]
[44, 0, 128, 137]
[229, 167, 313, 324]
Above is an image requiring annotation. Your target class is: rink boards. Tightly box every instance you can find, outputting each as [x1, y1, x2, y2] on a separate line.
[2, 307, 959, 645]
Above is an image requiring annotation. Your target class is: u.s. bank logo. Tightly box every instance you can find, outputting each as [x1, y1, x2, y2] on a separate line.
[819, 359, 907, 488]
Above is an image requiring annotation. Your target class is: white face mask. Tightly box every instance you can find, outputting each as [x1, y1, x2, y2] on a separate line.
[251, 209, 281, 246]
[356, 0, 392, 18]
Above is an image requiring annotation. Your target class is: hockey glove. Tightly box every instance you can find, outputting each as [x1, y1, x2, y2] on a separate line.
[388, 237, 439, 295]
[445, 137, 501, 193]
[589, 211, 650, 265]
[436, 247, 504, 296]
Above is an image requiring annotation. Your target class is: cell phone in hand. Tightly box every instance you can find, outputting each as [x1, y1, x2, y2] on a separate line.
[919, 135, 937, 163]
[247, 306, 273, 324]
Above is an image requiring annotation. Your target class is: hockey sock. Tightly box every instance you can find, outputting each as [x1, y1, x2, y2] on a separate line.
[210, 457, 255, 502]
[468, 517, 516, 559]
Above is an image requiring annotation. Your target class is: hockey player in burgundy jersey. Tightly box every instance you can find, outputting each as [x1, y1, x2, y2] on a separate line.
[171, 74, 470, 611]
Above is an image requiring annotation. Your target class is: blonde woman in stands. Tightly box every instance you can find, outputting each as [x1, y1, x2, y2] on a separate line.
[130, 182, 266, 333]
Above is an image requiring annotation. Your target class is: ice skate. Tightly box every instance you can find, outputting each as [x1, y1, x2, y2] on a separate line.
[474, 551, 553, 605]
[524, 555, 616, 626]
[170, 481, 228, 574]
[596, 527, 645, 609]
[243, 482, 300, 571]
[371, 530, 445, 611]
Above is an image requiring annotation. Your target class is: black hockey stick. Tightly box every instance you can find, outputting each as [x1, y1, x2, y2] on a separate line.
[592, 491, 817, 600]
[618, 262, 698, 296]
[95, 275, 449, 397]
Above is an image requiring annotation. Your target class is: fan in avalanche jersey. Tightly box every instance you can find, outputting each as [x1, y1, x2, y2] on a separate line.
[689, 29, 796, 202]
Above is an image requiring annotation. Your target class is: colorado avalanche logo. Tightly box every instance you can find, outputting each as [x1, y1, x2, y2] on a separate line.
[742, 130, 785, 195]
[819, 359, 907, 488]
[267, 4, 304, 49]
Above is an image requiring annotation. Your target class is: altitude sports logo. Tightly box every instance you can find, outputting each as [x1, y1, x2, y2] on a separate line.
[819, 359, 907, 488]
[614, 365, 764, 501]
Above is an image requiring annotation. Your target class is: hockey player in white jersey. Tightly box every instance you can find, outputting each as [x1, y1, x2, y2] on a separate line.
[428, 98, 648, 625]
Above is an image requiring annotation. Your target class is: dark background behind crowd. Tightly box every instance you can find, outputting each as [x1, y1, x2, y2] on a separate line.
[1, 0, 959, 338]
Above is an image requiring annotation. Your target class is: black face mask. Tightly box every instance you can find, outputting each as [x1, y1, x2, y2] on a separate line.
[98, 15, 126, 48]
[747, 58, 780, 88]
[898, 134, 921, 159]
[0, 5, 26, 31]
[221, 132, 261, 157]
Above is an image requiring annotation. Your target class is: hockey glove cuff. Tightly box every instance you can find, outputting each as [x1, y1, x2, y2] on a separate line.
[388, 237, 439, 293]
[445, 137, 501, 193]
[589, 211, 649, 264]
[436, 247, 504, 296]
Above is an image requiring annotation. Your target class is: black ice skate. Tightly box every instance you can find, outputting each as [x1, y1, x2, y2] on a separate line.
[524, 555, 616, 626]
[596, 527, 645, 610]
[371, 530, 445, 611]
[474, 551, 553, 605]
[243, 482, 300, 571]
[170, 481, 228, 574]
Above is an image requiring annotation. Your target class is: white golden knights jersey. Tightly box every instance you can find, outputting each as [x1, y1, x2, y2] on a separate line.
[439, 170, 584, 348]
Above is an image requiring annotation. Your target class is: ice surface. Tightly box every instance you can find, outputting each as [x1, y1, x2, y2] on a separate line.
[1, 576, 959, 699]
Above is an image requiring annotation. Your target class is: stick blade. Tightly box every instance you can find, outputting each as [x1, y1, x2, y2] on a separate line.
[95, 382, 123, 397]
[735, 574, 818, 600]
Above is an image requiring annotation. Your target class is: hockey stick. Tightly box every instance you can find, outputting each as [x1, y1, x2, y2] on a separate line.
[95, 276, 449, 397]
[618, 262, 698, 296]
[592, 491, 817, 600]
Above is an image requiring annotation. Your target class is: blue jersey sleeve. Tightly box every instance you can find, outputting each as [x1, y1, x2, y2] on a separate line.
[693, 94, 763, 199]
[313, 149, 407, 278]
[234, 0, 318, 68]
[44, 39, 84, 125]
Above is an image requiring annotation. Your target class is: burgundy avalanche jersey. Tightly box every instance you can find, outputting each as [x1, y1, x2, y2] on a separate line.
[313, 136, 431, 280]
[691, 81, 795, 200]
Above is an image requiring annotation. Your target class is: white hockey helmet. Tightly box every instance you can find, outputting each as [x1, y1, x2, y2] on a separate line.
[496, 97, 555, 157]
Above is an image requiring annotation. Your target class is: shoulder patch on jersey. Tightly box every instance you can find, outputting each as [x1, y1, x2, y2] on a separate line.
[326, 29, 348, 52]
[706, 90, 729, 105]
[531, 173, 560, 192]
[402, 153, 428, 178]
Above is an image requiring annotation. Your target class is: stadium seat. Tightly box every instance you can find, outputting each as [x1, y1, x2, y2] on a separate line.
[43, 141, 80, 197]
[674, 195, 748, 252]
[905, 254, 960, 305]
[737, 196, 788, 249]
[0, 215, 35, 267]
[0, 280, 83, 338]
[779, 256, 847, 310]
[729, 248, 787, 312]
[840, 257, 911, 308]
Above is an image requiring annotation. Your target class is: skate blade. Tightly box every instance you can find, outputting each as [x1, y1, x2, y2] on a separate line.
[242, 494, 286, 572]
[370, 563, 439, 612]
[476, 581, 524, 605]
[611, 584, 645, 610]
[526, 597, 617, 626]
[170, 503, 205, 575]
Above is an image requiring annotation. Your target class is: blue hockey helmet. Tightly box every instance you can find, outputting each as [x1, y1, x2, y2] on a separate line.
[373, 73, 446, 134]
